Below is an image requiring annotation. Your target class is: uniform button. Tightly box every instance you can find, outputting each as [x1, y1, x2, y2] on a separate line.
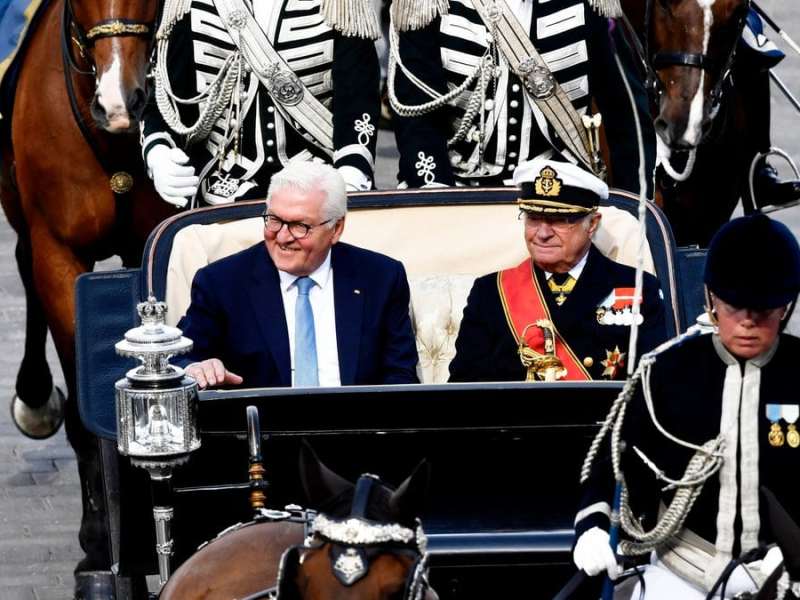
[510, 100, 519, 108]
[484, 99, 495, 111]
[267, 123, 274, 130]
[512, 84, 520, 93]
[508, 164, 515, 172]
[509, 152, 517, 158]
[583, 357, 594, 368]
[509, 135, 517, 142]
[267, 106, 274, 113]
[267, 156, 274, 163]
[509, 118, 518, 125]
[267, 140, 274, 147]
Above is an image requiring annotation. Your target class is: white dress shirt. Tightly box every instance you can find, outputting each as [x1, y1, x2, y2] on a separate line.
[278, 252, 341, 386]
[544, 250, 589, 282]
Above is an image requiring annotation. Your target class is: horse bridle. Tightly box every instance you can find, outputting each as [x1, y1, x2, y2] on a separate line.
[243, 475, 431, 600]
[62, 0, 157, 77]
[625, 0, 751, 117]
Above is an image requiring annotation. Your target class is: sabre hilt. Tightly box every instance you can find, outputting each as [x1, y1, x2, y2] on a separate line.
[582, 113, 607, 180]
[246, 405, 268, 513]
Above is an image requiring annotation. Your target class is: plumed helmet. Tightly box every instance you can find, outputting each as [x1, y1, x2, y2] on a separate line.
[704, 214, 800, 309]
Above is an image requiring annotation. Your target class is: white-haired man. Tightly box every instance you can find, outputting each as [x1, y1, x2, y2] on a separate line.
[178, 162, 419, 388]
[449, 159, 667, 382]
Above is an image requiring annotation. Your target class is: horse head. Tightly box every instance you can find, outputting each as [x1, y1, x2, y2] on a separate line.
[280, 444, 437, 600]
[65, 0, 160, 133]
[639, 0, 750, 149]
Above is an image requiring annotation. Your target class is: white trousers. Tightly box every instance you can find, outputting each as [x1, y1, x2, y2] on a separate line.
[618, 556, 758, 600]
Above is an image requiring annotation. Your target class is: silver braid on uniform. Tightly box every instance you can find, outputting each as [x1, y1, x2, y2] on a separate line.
[580, 329, 726, 556]
[387, 19, 495, 147]
[154, 0, 244, 144]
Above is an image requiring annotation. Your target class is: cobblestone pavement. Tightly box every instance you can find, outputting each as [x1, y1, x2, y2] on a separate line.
[0, 2, 798, 598]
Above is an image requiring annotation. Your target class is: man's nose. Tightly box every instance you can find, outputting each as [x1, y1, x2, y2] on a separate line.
[275, 224, 295, 243]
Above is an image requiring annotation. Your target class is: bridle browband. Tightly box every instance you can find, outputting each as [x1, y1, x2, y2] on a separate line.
[241, 476, 431, 600]
[623, 0, 751, 117]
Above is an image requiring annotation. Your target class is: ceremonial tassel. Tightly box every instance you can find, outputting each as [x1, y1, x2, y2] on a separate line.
[588, 0, 623, 18]
[392, 0, 449, 32]
[321, 0, 381, 40]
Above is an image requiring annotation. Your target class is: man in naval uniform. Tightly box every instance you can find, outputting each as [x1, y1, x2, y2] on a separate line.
[387, 0, 654, 193]
[448, 159, 667, 383]
[142, 0, 382, 207]
[574, 214, 800, 598]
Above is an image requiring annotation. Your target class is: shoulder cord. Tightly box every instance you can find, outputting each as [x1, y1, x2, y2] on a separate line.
[153, 0, 243, 144]
[386, 18, 496, 148]
[580, 329, 726, 556]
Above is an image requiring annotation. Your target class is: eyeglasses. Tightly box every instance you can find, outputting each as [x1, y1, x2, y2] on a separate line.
[712, 295, 787, 323]
[519, 211, 587, 233]
[262, 212, 332, 240]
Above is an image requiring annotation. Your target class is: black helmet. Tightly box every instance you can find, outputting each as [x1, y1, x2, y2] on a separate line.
[704, 214, 800, 310]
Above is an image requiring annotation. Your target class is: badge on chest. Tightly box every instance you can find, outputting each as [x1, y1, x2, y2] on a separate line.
[596, 287, 643, 326]
[766, 404, 800, 448]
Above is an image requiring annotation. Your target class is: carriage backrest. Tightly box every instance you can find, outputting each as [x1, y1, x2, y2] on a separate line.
[142, 188, 681, 383]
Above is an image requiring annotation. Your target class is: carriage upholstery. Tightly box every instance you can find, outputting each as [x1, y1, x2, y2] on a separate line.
[149, 188, 677, 384]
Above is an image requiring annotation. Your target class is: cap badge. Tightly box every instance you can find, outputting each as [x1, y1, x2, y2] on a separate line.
[534, 166, 562, 197]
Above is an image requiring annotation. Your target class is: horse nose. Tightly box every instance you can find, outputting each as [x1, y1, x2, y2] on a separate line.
[654, 117, 674, 146]
[90, 95, 108, 126]
[127, 88, 146, 121]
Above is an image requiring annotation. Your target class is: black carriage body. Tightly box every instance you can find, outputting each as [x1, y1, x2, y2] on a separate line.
[75, 188, 705, 598]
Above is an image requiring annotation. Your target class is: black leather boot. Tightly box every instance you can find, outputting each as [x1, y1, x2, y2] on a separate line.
[752, 163, 800, 209]
[74, 570, 116, 600]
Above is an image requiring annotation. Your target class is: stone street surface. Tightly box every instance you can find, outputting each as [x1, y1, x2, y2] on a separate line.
[0, 2, 798, 598]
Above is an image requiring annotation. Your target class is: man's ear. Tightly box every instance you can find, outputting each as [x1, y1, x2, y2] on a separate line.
[331, 216, 345, 245]
[588, 211, 602, 235]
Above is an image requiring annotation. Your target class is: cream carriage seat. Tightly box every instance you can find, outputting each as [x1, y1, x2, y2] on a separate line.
[164, 203, 655, 384]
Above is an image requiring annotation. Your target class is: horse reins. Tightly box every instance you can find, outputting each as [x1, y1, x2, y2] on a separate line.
[60, 0, 156, 195]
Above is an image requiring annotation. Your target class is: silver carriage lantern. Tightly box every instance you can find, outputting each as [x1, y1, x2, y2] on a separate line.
[115, 297, 199, 466]
[114, 297, 199, 586]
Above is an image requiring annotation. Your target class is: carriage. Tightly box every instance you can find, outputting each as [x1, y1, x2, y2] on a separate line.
[74, 186, 706, 598]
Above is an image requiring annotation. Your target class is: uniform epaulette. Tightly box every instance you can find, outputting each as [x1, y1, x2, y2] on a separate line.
[391, 0, 449, 32]
[321, 0, 381, 40]
[587, 0, 623, 18]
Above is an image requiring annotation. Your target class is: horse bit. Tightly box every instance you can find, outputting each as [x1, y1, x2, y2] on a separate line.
[241, 475, 432, 600]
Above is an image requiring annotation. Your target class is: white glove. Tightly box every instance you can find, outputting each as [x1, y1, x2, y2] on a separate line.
[146, 145, 199, 208]
[760, 546, 784, 577]
[573, 527, 621, 578]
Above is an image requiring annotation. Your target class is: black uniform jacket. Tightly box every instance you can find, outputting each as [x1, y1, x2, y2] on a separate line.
[449, 245, 667, 382]
[392, 0, 655, 192]
[577, 332, 800, 553]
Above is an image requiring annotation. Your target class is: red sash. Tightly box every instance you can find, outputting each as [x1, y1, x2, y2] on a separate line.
[497, 259, 591, 381]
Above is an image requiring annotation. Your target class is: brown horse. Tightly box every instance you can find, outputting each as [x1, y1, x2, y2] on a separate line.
[619, 0, 763, 246]
[161, 445, 437, 600]
[0, 0, 174, 590]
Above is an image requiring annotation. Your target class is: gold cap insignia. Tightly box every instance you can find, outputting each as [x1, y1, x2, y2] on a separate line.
[533, 166, 562, 197]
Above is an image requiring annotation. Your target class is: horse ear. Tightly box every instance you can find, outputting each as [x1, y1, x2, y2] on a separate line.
[299, 441, 353, 507]
[762, 486, 800, 579]
[389, 459, 431, 525]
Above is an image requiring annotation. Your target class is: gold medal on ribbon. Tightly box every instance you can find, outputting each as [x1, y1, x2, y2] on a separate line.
[769, 422, 785, 447]
[787, 424, 800, 449]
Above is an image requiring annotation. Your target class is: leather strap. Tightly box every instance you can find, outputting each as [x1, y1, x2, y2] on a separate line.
[497, 259, 591, 380]
[214, 0, 334, 155]
[470, 0, 595, 172]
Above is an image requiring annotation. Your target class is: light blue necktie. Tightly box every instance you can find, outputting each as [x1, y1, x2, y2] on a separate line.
[294, 276, 319, 387]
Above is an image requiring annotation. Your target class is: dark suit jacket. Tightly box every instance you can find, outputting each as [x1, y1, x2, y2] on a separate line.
[176, 242, 419, 387]
[449, 246, 668, 382]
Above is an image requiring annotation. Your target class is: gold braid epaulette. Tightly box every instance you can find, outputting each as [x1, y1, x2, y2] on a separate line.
[321, 0, 380, 39]
[391, 0, 449, 32]
[587, 0, 623, 17]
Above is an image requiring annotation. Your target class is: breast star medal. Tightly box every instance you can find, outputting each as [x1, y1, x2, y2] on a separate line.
[600, 346, 626, 379]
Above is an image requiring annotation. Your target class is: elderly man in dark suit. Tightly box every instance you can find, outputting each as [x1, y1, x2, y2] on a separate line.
[178, 162, 419, 388]
[449, 159, 667, 382]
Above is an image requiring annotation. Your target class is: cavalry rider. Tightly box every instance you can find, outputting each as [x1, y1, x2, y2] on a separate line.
[387, 0, 655, 195]
[142, 0, 381, 207]
[574, 214, 800, 598]
[448, 159, 667, 382]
